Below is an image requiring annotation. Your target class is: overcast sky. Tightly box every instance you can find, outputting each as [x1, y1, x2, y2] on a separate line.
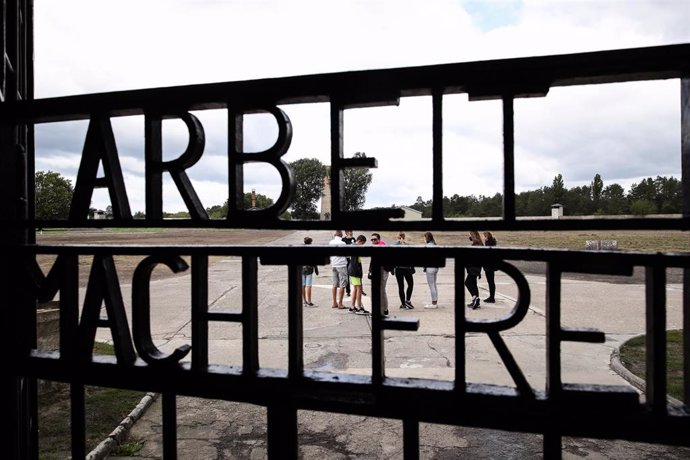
[33, 0, 690, 214]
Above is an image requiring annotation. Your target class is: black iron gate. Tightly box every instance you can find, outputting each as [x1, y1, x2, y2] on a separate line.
[2, 3, 690, 459]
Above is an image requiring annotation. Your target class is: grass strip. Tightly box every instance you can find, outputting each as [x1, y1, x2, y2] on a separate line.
[618, 329, 684, 403]
[38, 342, 147, 459]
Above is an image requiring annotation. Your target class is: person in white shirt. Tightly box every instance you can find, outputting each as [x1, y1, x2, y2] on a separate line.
[329, 230, 348, 309]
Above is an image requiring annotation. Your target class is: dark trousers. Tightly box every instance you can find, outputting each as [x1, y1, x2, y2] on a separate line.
[395, 269, 414, 304]
[484, 269, 495, 298]
[464, 273, 479, 297]
[345, 258, 351, 294]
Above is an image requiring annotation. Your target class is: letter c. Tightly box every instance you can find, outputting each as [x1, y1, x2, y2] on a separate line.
[132, 255, 192, 365]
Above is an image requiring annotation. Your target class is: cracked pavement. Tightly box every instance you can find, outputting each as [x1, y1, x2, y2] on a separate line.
[103, 230, 689, 459]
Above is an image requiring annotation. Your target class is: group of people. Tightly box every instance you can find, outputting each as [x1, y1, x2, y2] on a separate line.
[326, 230, 370, 314]
[301, 229, 498, 315]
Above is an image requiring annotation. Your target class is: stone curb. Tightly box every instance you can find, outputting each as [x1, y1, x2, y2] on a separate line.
[86, 392, 159, 460]
[609, 347, 684, 408]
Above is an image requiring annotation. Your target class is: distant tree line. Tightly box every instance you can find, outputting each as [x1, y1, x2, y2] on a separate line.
[405, 174, 682, 218]
[37, 169, 678, 221]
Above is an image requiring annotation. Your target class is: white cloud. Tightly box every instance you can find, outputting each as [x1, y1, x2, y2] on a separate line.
[33, 0, 690, 213]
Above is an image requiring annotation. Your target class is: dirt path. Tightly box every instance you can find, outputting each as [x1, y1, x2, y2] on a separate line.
[35, 228, 291, 286]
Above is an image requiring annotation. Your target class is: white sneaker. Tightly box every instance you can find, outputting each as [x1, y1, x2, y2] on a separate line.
[424, 304, 438, 309]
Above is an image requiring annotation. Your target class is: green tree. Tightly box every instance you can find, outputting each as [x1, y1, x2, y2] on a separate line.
[551, 174, 565, 204]
[244, 192, 274, 210]
[628, 178, 656, 205]
[516, 188, 550, 216]
[654, 176, 681, 213]
[443, 194, 472, 217]
[602, 183, 627, 214]
[289, 158, 326, 219]
[342, 152, 373, 211]
[630, 199, 657, 215]
[35, 170, 74, 220]
[406, 174, 680, 218]
[473, 193, 502, 217]
[564, 185, 592, 215]
[628, 176, 681, 214]
[464, 195, 482, 216]
[408, 196, 433, 217]
[206, 204, 226, 219]
[591, 173, 604, 212]
[205, 192, 275, 219]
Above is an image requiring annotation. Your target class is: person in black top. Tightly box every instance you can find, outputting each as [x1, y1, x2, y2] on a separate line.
[342, 230, 356, 245]
[465, 230, 483, 309]
[394, 231, 416, 309]
[482, 231, 497, 303]
[342, 230, 355, 296]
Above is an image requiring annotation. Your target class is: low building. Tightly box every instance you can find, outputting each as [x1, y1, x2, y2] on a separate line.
[393, 206, 423, 221]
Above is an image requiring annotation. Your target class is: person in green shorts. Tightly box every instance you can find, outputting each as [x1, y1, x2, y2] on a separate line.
[347, 235, 369, 315]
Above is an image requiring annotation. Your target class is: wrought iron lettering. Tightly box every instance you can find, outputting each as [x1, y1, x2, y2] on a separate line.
[9, 43, 690, 459]
[79, 255, 136, 364]
[70, 115, 132, 220]
[132, 255, 192, 365]
[464, 260, 534, 398]
[228, 107, 295, 220]
[145, 112, 208, 220]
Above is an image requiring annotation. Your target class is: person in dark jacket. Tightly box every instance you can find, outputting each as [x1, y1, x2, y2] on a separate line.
[465, 230, 483, 309]
[394, 231, 416, 310]
[482, 231, 497, 303]
[342, 230, 355, 296]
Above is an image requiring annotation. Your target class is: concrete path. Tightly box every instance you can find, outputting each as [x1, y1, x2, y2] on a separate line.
[101, 230, 689, 459]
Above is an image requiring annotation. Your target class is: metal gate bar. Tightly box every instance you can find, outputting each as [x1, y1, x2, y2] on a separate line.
[3, 38, 689, 459]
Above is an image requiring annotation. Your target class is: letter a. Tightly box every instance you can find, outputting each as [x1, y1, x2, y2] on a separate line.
[78, 255, 136, 365]
[70, 115, 132, 220]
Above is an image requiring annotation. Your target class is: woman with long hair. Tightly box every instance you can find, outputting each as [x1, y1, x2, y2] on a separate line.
[465, 230, 484, 309]
[423, 231, 440, 309]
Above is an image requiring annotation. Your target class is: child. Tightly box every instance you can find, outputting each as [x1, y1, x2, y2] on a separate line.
[302, 236, 318, 307]
[347, 235, 369, 315]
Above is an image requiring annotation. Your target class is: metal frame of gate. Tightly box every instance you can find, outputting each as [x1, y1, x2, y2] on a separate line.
[2, 2, 690, 458]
